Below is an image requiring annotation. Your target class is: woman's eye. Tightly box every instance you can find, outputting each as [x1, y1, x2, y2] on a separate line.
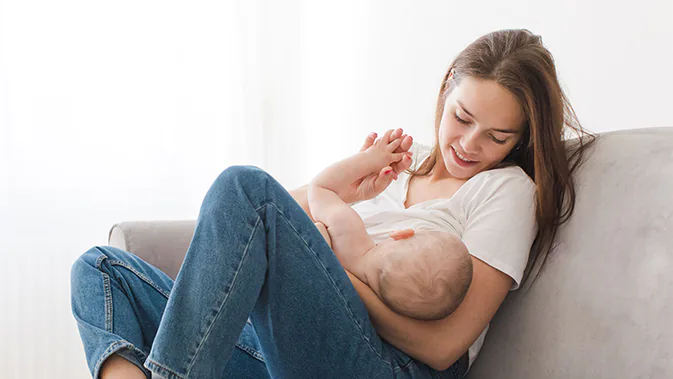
[453, 113, 470, 125]
[453, 112, 507, 144]
[490, 135, 507, 145]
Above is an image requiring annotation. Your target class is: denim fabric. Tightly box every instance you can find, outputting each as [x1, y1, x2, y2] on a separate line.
[71, 166, 467, 379]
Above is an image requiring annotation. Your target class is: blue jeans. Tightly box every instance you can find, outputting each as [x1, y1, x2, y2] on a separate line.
[71, 166, 467, 379]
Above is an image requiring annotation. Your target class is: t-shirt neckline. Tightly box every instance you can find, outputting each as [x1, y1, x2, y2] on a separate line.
[401, 150, 473, 209]
[401, 147, 500, 210]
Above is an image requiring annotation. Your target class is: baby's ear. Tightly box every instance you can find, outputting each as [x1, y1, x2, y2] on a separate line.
[388, 229, 415, 241]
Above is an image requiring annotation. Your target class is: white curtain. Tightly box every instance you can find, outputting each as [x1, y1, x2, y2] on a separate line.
[0, 1, 265, 378]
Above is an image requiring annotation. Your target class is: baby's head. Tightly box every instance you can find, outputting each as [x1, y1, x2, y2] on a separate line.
[366, 230, 473, 320]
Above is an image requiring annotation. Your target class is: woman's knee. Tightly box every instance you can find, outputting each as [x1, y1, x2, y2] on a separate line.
[215, 165, 269, 187]
[70, 246, 132, 282]
[209, 165, 278, 200]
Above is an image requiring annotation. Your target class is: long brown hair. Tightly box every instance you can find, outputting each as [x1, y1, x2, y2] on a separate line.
[409, 29, 596, 286]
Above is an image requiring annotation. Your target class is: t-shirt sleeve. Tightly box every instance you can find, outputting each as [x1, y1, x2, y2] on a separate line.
[460, 170, 538, 290]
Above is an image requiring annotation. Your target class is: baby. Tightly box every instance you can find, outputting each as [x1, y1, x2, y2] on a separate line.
[307, 133, 473, 320]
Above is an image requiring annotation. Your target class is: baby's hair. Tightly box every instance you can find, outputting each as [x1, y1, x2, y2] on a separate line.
[379, 230, 473, 320]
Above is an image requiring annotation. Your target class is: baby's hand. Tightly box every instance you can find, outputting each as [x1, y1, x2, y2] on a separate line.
[314, 222, 332, 248]
[360, 129, 413, 180]
[363, 129, 413, 179]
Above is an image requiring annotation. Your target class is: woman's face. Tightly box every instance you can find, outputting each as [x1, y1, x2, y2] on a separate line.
[436, 76, 526, 180]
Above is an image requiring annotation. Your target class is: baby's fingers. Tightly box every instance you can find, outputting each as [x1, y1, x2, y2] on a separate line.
[386, 136, 404, 152]
[378, 129, 395, 146]
[388, 128, 403, 142]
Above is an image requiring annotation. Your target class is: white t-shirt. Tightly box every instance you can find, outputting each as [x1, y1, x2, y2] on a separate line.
[351, 142, 538, 368]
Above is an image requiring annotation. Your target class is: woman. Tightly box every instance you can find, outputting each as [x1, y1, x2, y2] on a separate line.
[71, 29, 594, 378]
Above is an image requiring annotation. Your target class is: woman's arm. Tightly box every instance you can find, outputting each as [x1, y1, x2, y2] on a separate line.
[347, 256, 512, 371]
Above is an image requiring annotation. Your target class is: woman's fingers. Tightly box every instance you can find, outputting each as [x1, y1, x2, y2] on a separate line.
[373, 166, 396, 192]
[388, 229, 415, 240]
[395, 134, 413, 153]
[389, 134, 413, 173]
[391, 152, 413, 174]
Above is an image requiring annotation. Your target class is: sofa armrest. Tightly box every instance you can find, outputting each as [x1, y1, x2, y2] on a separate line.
[108, 220, 196, 280]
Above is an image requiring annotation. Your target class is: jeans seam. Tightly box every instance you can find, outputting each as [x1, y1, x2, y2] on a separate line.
[106, 259, 171, 299]
[93, 340, 149, 379]
[102, 272, 113, 332]
[145, 359, 184, 379]
[235, 341, 266, 362]
[183, 215, 264, 376]
[94, 248, 172, 335]
[95, 253, 115, 333]
[256, 201, 392, 366]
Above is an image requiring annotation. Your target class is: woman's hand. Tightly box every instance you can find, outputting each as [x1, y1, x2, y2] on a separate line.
[346, 257, 513, 371]
[341, 129, 414, 204]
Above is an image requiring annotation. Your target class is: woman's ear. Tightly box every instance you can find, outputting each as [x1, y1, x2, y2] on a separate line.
[388, 229, 415, 241]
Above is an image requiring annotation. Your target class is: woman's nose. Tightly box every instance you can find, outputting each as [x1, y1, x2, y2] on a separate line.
[460, 130, 480, 155]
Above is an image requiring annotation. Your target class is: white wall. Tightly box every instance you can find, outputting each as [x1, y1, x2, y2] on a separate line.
[278, 0, 673, 188]
[1, 1, 671, 378]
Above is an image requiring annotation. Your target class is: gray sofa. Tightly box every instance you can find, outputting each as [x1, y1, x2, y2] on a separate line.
[108, 127, 673, 378]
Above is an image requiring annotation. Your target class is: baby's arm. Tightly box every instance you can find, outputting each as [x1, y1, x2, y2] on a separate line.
[308, 130, 408, 277]
[307, 183, 375, 275]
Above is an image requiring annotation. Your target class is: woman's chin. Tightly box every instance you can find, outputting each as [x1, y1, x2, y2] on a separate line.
[442, 160, 478, 180]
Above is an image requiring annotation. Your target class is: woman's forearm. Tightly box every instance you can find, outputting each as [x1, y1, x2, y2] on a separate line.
[345, 271, 464, 371]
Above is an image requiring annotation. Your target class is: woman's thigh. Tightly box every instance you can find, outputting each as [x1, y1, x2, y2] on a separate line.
[208, 166, 422, 377]
[141, 166, 417, 378]
[230, 166, 465, 378]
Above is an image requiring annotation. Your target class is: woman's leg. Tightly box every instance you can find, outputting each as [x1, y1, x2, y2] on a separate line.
[99, 354, 145, 379]
[70, 246, 271, 379]
[71, 246, 173, 378]
[145, 166, 461, 379]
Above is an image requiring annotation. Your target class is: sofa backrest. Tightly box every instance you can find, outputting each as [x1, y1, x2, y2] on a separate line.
[467, 127, 673, 378]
